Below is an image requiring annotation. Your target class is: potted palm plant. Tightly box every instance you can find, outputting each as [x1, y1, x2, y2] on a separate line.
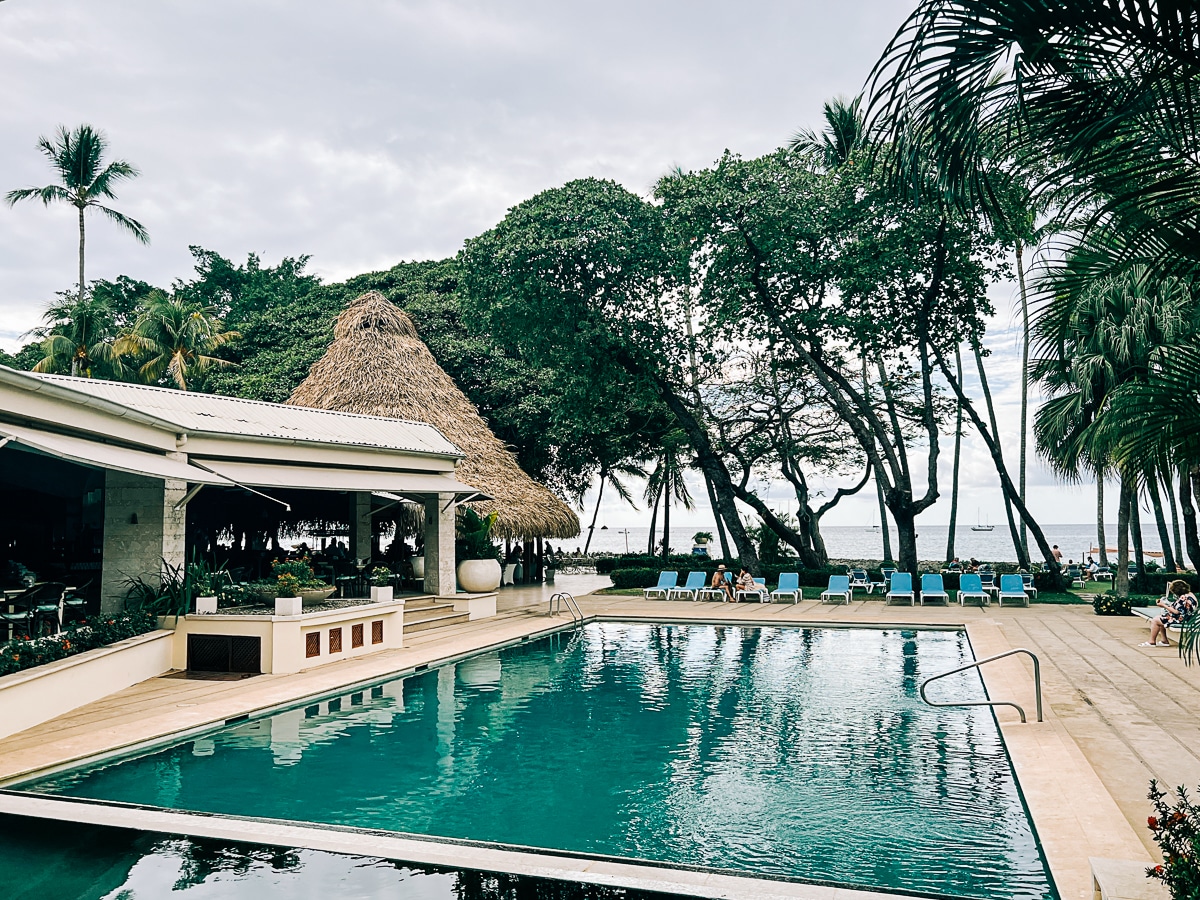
[456, 509, 502, 592]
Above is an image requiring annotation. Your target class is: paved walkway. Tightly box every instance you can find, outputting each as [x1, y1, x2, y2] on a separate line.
[0, 595, 1196, 900]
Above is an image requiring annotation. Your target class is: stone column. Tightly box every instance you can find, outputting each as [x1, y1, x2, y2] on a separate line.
[101, 472, 187, 613]
[423, 493, 456, 597]
[350, 492, 372, 562]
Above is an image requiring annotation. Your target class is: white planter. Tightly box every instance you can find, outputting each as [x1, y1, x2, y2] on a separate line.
[275, 596, 302, 617]
[370, 585, 393, 603]
[195, 596, 218, 615]
[457, 558, 501, 593]
[410, 558, 425, 578]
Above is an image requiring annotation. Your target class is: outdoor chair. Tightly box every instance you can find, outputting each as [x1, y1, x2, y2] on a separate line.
[643, 571, 678, 600]
[1020, 573, 1038, 601]
[1093, 567, 1113, 583]
[885, 572, 915, 606]
[978, 572, 997, 598]
[736, 577, 769, 603]
[1, 582, 65, 639]
[61, 579, 91, 624]
[667, 571, 706, 601]
[697, 571, 733, 602]
[957, 573, 989, 607]
[919, 574, 949, 605]
[848, 569, 871, 594]
[997, 574, 1029, 607]
[771, 572, 801, 604]
[1067, 565, 1084, 588]
[820, 575, 852, 605]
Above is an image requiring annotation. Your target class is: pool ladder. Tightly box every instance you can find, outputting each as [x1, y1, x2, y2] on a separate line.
[920, 648, 1043, 723]
[549, 591, 584, 627]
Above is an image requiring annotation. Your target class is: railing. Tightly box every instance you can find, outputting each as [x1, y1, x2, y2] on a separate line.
[548, 592, 584, 627]
[919, 648, 1043, 723]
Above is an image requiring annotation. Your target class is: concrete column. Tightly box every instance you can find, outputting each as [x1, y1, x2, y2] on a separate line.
[350, 492, 372, 562]
[101, 472, 187, 613]
[423, 493, 456, 596]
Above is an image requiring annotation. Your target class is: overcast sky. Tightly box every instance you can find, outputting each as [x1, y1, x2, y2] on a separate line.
[0, 0, 1108, 531]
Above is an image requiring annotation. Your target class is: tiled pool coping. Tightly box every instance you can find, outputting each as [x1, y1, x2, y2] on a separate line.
[0, 602, 1157, 900]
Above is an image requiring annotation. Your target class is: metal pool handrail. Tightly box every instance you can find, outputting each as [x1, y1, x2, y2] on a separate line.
[919, 648, 1043, 723]
[549, 592, 583, 626]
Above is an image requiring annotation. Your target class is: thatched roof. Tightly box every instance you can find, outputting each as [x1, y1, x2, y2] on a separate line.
[287, 291, 580, 540]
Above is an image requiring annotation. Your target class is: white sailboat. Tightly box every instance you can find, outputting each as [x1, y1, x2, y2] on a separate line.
[971, 509, 994, 532]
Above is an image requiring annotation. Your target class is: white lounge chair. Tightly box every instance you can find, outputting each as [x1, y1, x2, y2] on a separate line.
[957, 574, 989, 606]
[996, 574, 1029, 607]
[920, 574, 949, 605]
[886, 572, 915, 605]
[820, 575, 852, 604]
[667, 571, 706, 601]
[771, 572, 801, 603]
[736, 577, 769, 603]
[643, 571, 678, 599]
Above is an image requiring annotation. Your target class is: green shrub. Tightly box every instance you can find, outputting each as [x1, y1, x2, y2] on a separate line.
[0, 610, 158, 678]
[1131, 573, 1200, 596]
[1093, 593, 1134, 616]
[1146, 780, 1200, 900]
[610, 568, 663, 589]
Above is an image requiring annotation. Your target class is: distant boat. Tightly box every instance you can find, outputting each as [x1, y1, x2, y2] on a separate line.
[866, 513, 880, 532]
[971, 509, 994, 532]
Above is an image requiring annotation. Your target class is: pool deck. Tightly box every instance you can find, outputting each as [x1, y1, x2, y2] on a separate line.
[0, 590, 1195, 900]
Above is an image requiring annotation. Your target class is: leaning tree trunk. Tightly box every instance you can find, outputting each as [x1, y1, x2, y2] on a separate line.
[946, 346, 963, 562]
[1096, 475, 1108, 566]
[1146, 473, 1176, 572]
[1016, 239, 1030, 560]
[705, 476, 731, 561]
[876, 480, 893, 562]
[1130, 487, 1147, 578]
[583, 474, 606, 555]
[1116, 475, 1132, 600]
[1181, 466, 1200, 572]
[975, 345, 1028, 569]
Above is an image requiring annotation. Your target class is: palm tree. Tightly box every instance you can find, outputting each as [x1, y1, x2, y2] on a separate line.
[582, 460, 643, 555]
[867, 2, 1200, 289]
[790, 96, 865, 167]
[6, 125, 148, 300]
[644, 432, 695, 560]
[30, 294, 127, 379]
[116, 292, 238, 390]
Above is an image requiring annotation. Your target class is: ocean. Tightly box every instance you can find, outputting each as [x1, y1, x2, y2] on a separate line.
[570, 523, 1168, 564]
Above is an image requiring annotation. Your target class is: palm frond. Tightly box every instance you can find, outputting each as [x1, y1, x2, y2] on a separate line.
[91, 204, 149, 243]
[5, 184, 73, 207]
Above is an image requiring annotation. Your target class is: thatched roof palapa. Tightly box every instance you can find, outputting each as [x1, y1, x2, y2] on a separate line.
[287, 291, 581, 541]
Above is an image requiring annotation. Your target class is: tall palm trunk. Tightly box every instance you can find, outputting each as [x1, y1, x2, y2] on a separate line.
[1163, 465, 1184, 568]
[1146, 472, 1176, 572]
[583, 473, 606, 555]
[1096, 475, 1108, 566]
[1130, 487, 1146, 578]
[705, 476, 731, 561]
[975, 345, 1028, 568]
[946, 346, 963, 561]
[646, 482, 662, 555]
[1181, 466, 1200, 571]
[1016, 239, 1030, 559]
[1116, 474, 1132, 600]
[77, 204, 86, 301]
[661, 482, 671, 561]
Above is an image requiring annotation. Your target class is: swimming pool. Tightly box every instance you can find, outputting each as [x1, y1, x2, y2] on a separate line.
[20, 623, 1055, 899]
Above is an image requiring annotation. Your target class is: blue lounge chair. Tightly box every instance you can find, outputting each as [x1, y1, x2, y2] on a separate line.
[736, 577, 768, 603]
[997, 574, 1029, 607]
[978, 571, 997, 598]
[668, 571, 706, 601]
[957, 573, 989, 606]
[886, 572, 915, 605]
[1093, 566, 1113, 583]
[1020, 573, 1038, 601]
[820, 575, 852, 604]
[772, 572, 801, 603]
[920, 574, 949, 605]
[848, 569, 871, 594]
[643, 571, 678, 600]
[1067, 565, 1084, 588]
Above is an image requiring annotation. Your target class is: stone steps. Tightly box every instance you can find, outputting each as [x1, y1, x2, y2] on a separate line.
[402, 600, 469, 634]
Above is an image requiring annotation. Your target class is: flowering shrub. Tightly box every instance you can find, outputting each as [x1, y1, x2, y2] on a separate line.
[1147, 780, 1200, 900]
[1094, 593, 1134, 616]
[276, 573, 301, 597]
[0, 611, 158, 678]
[271, 558, 327, 588]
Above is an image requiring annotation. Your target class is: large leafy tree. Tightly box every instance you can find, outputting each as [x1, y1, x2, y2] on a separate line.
[5, 125, 148, 300]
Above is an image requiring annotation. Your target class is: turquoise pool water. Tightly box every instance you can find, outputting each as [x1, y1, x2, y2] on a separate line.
[23, 624, 1055, 899]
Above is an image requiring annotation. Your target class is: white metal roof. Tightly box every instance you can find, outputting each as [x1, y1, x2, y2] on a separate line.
[24, 372, 462, 459]
[197, 459, 487, 497]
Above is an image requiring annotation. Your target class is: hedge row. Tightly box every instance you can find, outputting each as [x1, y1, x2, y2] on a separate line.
[0, 611, 158, 678]
[1130, 573, 1200, 596]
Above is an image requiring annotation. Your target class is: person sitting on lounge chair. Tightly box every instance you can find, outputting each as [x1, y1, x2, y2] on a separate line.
[736, 567, 768, 602]
[1141, 580, 1198, 647]
[710, 565, 735, 602]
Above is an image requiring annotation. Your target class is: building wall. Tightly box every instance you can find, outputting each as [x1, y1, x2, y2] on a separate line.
[101, 472, 187, 612]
